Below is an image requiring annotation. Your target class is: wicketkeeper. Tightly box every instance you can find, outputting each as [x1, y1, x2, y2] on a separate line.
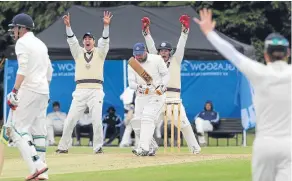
[141, 15, 201, 154]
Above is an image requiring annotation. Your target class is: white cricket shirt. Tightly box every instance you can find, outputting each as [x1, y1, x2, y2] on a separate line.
[127, 54, 169, 93]
[207, 31, 291, 138]
[15, 32, 53, 94]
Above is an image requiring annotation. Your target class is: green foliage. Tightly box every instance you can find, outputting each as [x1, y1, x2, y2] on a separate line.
[0, 1, 290, 62]
[210, 1, 291, 62]
[138, 1, 166, 7]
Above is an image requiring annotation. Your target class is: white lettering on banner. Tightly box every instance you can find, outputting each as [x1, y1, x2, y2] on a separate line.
[52, 63, 75, 77]
[181, 60, 236, 77]
[52, 63, 75, 71]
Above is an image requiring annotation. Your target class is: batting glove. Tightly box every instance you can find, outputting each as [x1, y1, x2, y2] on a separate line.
[179, 14, 190, 32]
[137, 84, 151, 95]
[141, 17, 150, 36]
[7, 88, 19, 110]
[155, 85, 167, 95]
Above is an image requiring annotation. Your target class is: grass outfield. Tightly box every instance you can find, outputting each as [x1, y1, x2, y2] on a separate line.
[0, 134, 254, 181]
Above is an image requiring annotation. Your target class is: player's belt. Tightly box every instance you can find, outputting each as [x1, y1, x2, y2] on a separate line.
[166, 87, 180, 92]
[76, 79, 103, 84]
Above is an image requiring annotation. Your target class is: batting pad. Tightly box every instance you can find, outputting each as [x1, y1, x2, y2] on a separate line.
[0, 127, 10, 146]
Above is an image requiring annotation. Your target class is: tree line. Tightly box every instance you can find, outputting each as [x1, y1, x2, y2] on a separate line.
[0, 1, 290, 62]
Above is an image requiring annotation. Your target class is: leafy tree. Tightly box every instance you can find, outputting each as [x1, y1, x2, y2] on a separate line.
[0, 1, 290, 62]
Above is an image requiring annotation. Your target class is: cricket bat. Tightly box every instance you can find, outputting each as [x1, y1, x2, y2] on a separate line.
[128, 57, 162, 95]
[128, 57, 153, 84]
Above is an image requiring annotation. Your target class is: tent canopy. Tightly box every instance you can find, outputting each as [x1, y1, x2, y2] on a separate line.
[5, 5, 255, 60]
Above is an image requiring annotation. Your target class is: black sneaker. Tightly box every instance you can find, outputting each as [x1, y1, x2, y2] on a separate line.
[95, 148, 104, 154]
[55, 149, 68, 154]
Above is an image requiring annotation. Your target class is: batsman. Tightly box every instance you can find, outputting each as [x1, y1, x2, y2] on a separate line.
[1, 13, 52, 180]
[128, 43, 169, 156]
[56, 11, 112, 154]
[141, 15, 201, 154]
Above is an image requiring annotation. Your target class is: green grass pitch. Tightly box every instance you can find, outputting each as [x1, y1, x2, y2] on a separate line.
[0, 133, 254, 181]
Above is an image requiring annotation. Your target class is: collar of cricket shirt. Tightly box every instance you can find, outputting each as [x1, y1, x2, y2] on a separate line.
[267, 60, 288, 67]
[18, 32, 34, 40]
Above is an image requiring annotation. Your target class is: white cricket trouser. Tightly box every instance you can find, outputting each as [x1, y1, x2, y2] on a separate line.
[131, 94, 165, 151]
[119, 124, 133, 146]
[158, 98, 200, 152]
[12, 89, 49, 136]
[58, 89, 104, 152]
[195, 117, 213, 144]
[46, 119, 63, 146]
[252, 136, 291, 181]
[46, 125, 55, 145]
[10, 89, 49, 174]
[195, 118, 213, 133]
[155, 119, 163, 138]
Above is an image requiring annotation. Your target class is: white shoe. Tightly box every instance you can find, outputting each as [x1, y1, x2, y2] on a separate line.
[192, 146, 201, 154]
[38, 172, 49, 180]
[35, 160, 48, 174]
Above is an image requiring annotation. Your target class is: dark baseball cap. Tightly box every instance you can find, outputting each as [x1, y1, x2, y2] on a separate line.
[83, 32, 95, 40]
[133, 43, 146, 56]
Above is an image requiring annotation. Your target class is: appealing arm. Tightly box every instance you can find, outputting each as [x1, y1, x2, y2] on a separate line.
[206, 31, 264, 82]
[66, 26, 82, 60]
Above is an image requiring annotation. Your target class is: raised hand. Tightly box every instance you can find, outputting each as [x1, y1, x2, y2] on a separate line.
[62, 12, 70, 27]
[179, 14, 190, 32]
[141, 17, 150, 34]
[103, 11, 113, 26]
[193, 8, 216, 36]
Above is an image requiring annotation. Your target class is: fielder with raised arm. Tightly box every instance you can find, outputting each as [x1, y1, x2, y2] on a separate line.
[194, 8, 291, 181]
[2, 13, 52, 180]
[141, 15, 201, 154]
[56, 11, 112, 154]
[129, 43, 169, 156]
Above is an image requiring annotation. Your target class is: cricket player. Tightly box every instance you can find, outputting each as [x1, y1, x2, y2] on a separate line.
[129, 43, 169, 156]
[141, 15, 201, 154]
[56, 11, 112, 154]
[46, 101, 67, 146]
[4, 13, 52, 180]
[119, 87, 135, 147]
[194, 8, 291, 181]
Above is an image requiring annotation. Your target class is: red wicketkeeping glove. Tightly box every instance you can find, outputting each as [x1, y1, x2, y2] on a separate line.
[141, 17, 150, 31]
[179, 14, 190, 29]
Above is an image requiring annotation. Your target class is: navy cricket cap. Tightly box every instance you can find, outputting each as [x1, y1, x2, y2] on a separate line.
[83, 32, 95, 40]
[157, 41, 172, 51]
[133, 43, 146, 56]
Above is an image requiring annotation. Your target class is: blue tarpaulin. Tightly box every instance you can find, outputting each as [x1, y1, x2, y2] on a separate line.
[3, 59, 255, 128]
